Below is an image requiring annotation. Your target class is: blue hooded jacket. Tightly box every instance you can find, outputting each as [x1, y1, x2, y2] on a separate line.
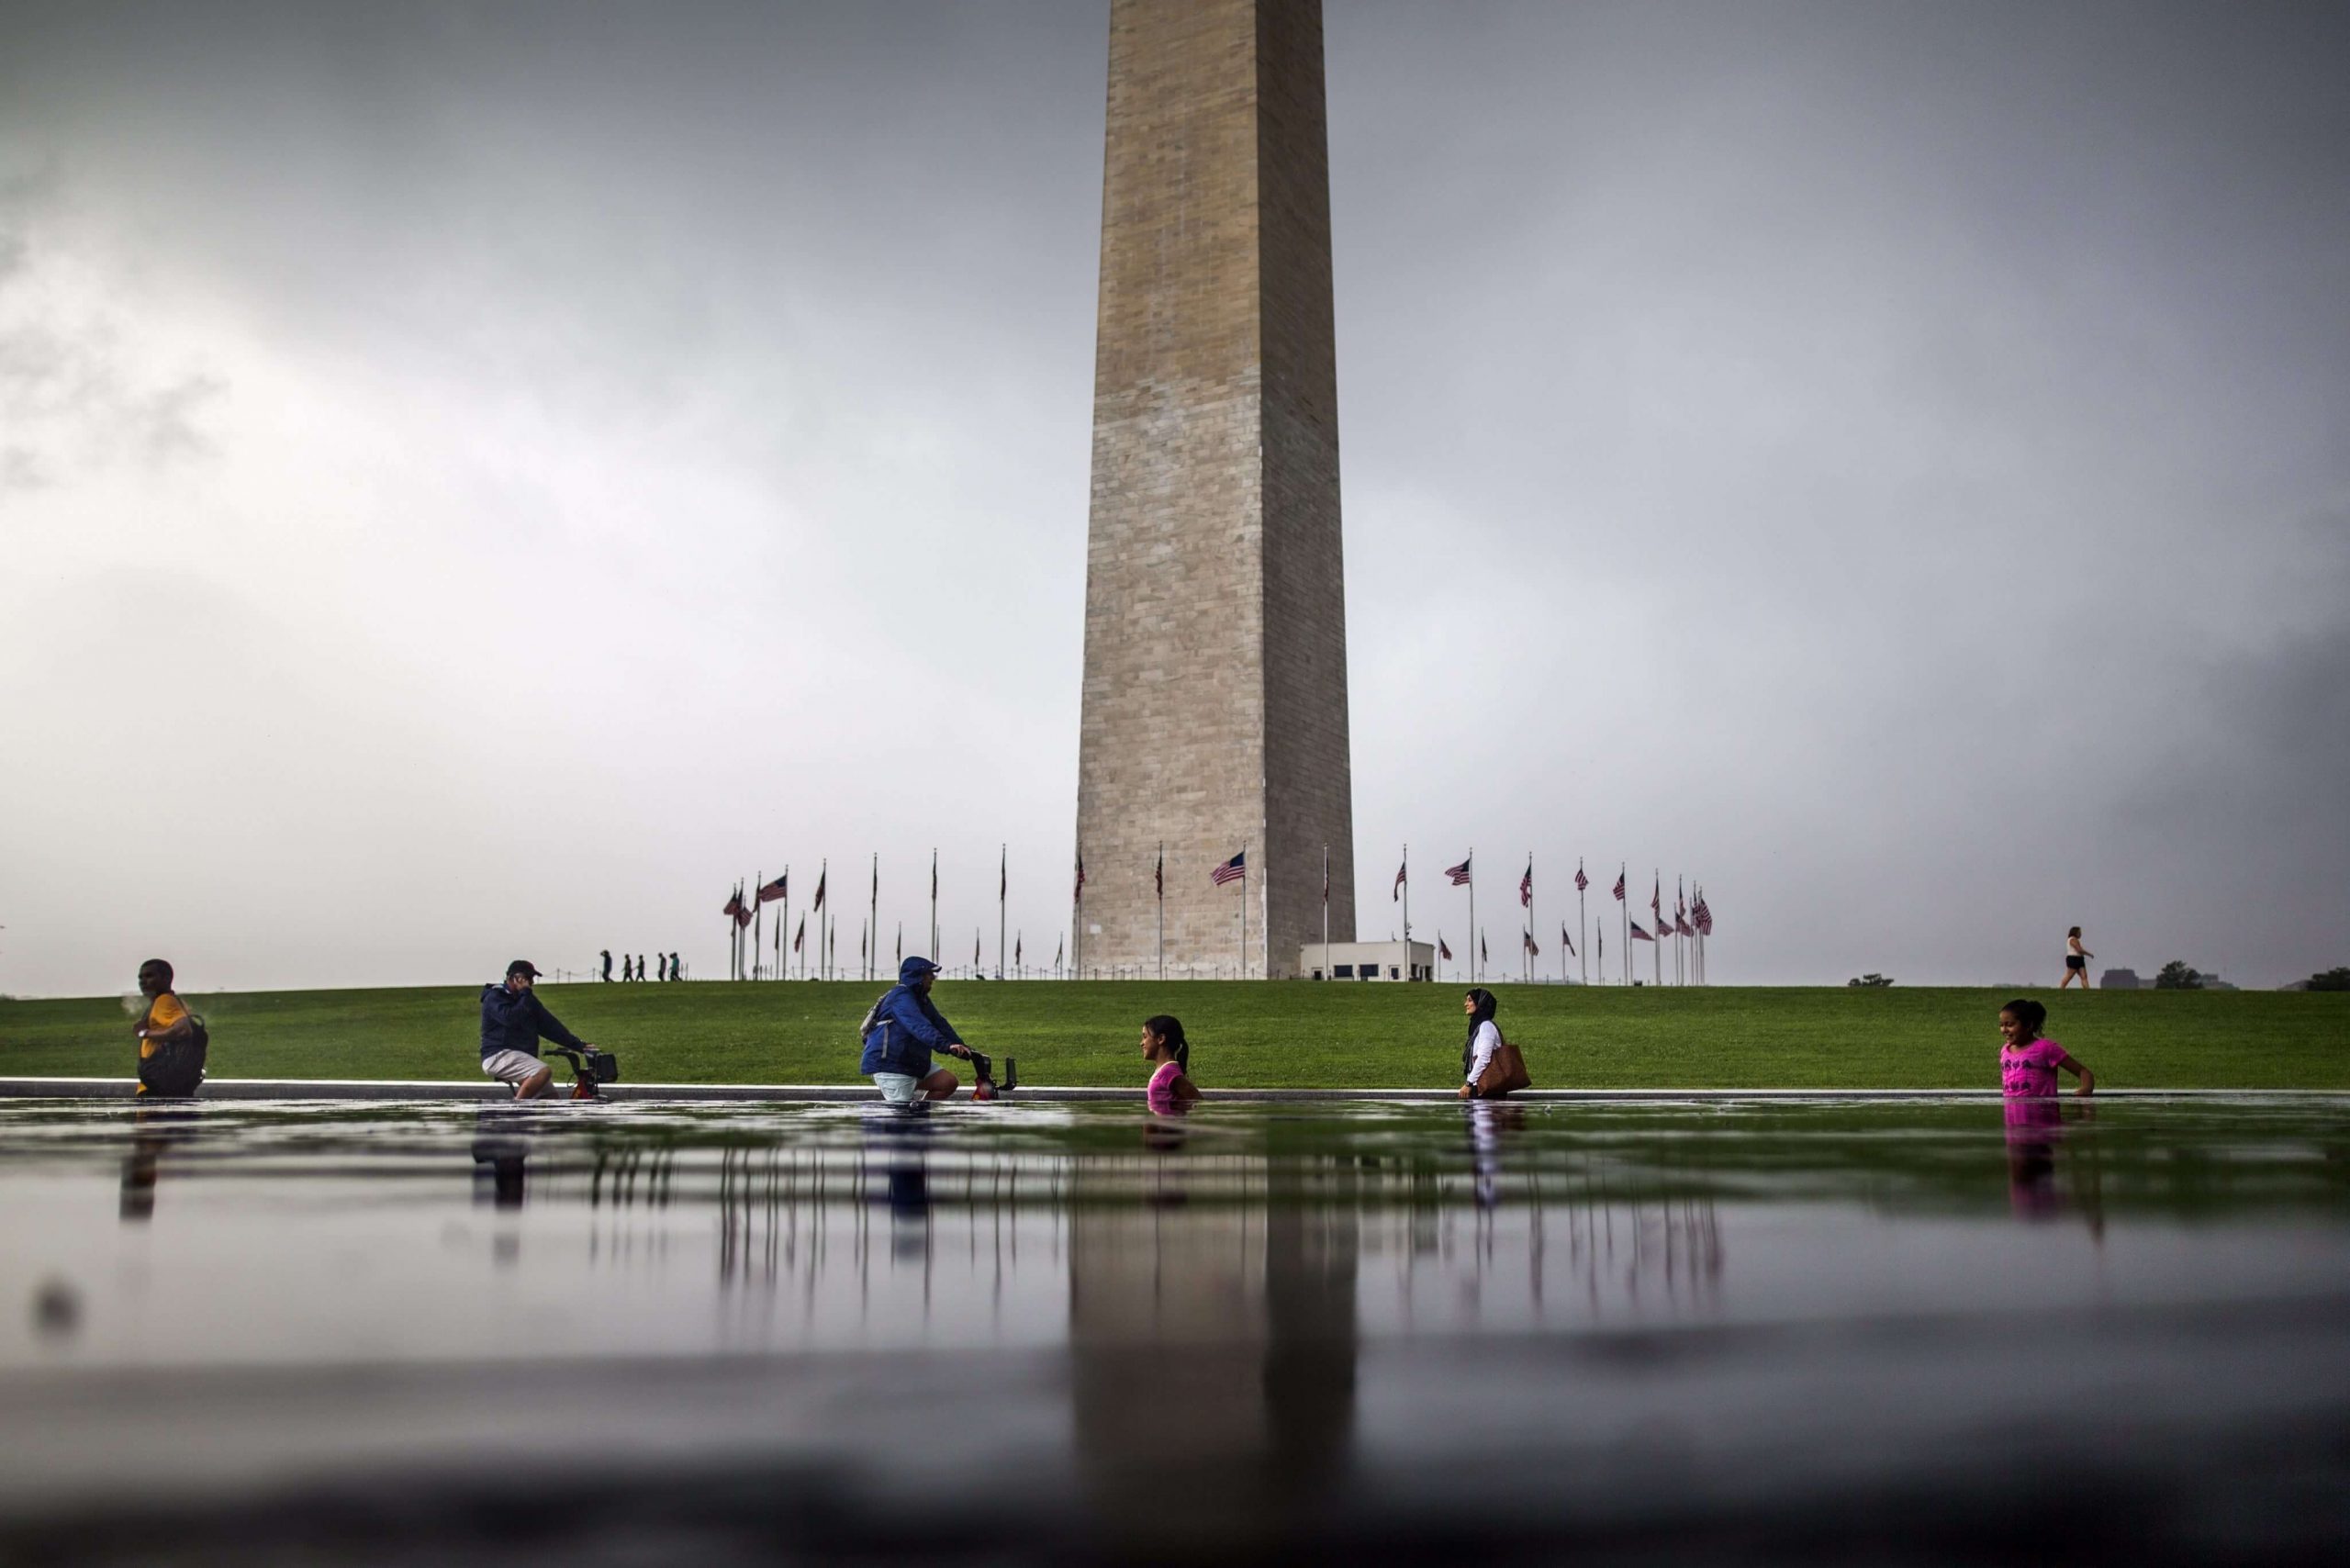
[858, 958, 964, 1077]
[479, 982, 586, 1061]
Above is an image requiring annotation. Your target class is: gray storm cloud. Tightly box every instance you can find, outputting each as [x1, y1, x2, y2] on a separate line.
[0, 0, 2343, 996]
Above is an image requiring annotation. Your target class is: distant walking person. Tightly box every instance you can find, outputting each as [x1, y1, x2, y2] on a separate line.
[2061, 927, 2094, 990]
[858, 957, 975, 1103]
[620, 955, 632, 982]
[635, 955, 647, 987]
[131, 958, 207, 1098]
[479, 959, 596, 1099]
[600, 949, 613, 983]
[667, 952, 681, 981]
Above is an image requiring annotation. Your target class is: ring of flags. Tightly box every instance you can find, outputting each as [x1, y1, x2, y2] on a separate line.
[708, 848, 1712, 983]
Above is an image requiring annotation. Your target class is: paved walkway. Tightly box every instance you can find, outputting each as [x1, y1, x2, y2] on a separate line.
[0, 1077, 2337, 1104]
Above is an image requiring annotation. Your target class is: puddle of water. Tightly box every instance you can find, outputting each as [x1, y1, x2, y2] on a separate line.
[3, 1096, 2346, 1564]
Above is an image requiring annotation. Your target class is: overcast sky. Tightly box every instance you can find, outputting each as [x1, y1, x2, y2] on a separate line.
[3, 0, 2344, 998]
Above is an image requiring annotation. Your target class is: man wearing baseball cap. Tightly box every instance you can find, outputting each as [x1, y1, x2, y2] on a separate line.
[479, 959, 594, 1099]
[857, 956, 974, 1103]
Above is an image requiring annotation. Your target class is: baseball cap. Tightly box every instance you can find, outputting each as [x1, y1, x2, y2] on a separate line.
[506, 959, 542, 979]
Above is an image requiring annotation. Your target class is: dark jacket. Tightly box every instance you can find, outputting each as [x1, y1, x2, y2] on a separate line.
[479, 983, 585, 1060]
[858, 960, 964, 1076]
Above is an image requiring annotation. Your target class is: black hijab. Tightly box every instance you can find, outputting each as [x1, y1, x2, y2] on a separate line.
[1460, 988, 1498, 1078]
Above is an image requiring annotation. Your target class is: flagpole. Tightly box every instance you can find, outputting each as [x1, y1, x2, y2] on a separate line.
[1468, 847, 1476, 985]
[819, 857, 829, 981]
[997, 844, 1006, 982]
[754, 871, 764, 981]
[929, 849, 939, 966]
[1156, 843, 1164, 983]
[1321, 842, 1329, 974]
[1578, 859, 1588, 987]
[1527, 852, 1535, 985]
[1238, 846, 1248, 981]
[1620, 864, 1628, 986]
[1401, 844, 1411, 946]
[781, 873, 789, 986]
[1652, 868, 1662, 989]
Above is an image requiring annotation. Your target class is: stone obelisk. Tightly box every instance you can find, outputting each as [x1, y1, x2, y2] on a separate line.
[1074, 0, 1354, 980]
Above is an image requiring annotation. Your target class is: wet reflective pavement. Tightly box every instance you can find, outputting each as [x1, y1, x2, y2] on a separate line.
[3, 1095, 2347, 1564]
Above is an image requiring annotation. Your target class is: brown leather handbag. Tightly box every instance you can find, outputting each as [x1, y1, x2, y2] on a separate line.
[1474, 1031, 1531, 1098]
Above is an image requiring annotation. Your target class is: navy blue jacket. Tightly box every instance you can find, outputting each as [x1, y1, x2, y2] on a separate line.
[479, 983, 586, 1060]
[858, 963, 964, 1076]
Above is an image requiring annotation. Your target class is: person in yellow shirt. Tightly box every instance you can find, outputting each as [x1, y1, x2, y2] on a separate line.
[133, 958, 206, 1097]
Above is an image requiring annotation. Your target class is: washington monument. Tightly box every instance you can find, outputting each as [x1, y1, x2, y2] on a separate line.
[1074, 0, 1355, 980]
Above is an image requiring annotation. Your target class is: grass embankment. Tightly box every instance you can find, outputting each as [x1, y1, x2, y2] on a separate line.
[2, 981, 2344, 1090]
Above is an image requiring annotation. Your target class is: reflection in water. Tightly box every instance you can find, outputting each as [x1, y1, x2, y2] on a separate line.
[1069, 1145, 1359, 1543]
[117, 1104, 196, 1223]
[3, 1095, 2346, 1563]
[2005, 1099, 2107, 1237]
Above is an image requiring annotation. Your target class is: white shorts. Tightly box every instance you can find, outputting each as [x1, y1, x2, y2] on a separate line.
[482, 1049, 548, 1087]
[873, 1071, 925, 1103]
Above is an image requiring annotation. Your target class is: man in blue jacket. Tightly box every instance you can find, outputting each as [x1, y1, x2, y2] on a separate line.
[859, 956, 974, 1103]
[480, 959, 595, 1099]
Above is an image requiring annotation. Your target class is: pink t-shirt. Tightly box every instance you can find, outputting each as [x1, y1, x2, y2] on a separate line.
[2000, 1037, 2069, 1098]
[1147, 1059, 1189, 1114]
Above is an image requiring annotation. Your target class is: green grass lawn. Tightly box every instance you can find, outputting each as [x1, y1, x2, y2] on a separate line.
[3, 980, 2344, 1090]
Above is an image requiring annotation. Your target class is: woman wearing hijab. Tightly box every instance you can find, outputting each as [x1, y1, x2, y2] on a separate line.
[1459, 987, 1502, 1099]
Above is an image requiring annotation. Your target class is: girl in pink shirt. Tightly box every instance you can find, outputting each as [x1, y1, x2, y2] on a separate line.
[1141, 1015, 1199, 1114]
[1998, 998, 2094, 1099]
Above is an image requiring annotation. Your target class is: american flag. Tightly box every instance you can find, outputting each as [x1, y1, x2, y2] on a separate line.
[1074, 852, 1085, 902]
[1651, 876, 1662, 920]
[1014, 934, 1023, 965]
[1480, 934, 1488, 963]
[1561, 923, 1575, 958]
[1054, 935, 1063, 968]
[1630, 921, 1656, 942]
[756, 873, 787, 904]
[974, 931, 981, 965]
[722, 889, 745, 921]
[999, 847, 1006, 901]
[1519, 858, 1533, 909]
[1438, 935, 1453, 961]
[1212, 851, 1247, 887]
[1322, 846, 1329, 905]
[792, 917, 804, 953]
[1612, 869, 1626, 901]
[1574, 862, 1588, 892]
[1155, 846, 1163, 900]
[812, 871, 827, 912]
[1695, 892, 1714, 935]
[1446, 857, 1472, 886]
[1393, 860, 1406, 900]
[1523, 930, 1539, 956]
[1676, 911, 1695, 938]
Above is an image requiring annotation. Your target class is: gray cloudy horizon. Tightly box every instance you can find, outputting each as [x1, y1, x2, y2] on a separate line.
[2, 0, 2345, 999]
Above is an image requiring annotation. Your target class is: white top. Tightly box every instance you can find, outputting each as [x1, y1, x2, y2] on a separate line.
[1465, 1020, 1502, 1085]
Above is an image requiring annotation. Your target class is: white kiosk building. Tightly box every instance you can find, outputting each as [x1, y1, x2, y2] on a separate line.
[1301, 940, 1436, 982]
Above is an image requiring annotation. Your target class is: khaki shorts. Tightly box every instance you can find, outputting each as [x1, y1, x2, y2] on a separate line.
[873, 1071, 926, 1103]
[482, 1049, 548, 1087]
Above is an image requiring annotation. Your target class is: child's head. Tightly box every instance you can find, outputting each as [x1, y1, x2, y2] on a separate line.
[1142, 1014, 1188, 1072]
[1999, 997, 2048, 1046]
